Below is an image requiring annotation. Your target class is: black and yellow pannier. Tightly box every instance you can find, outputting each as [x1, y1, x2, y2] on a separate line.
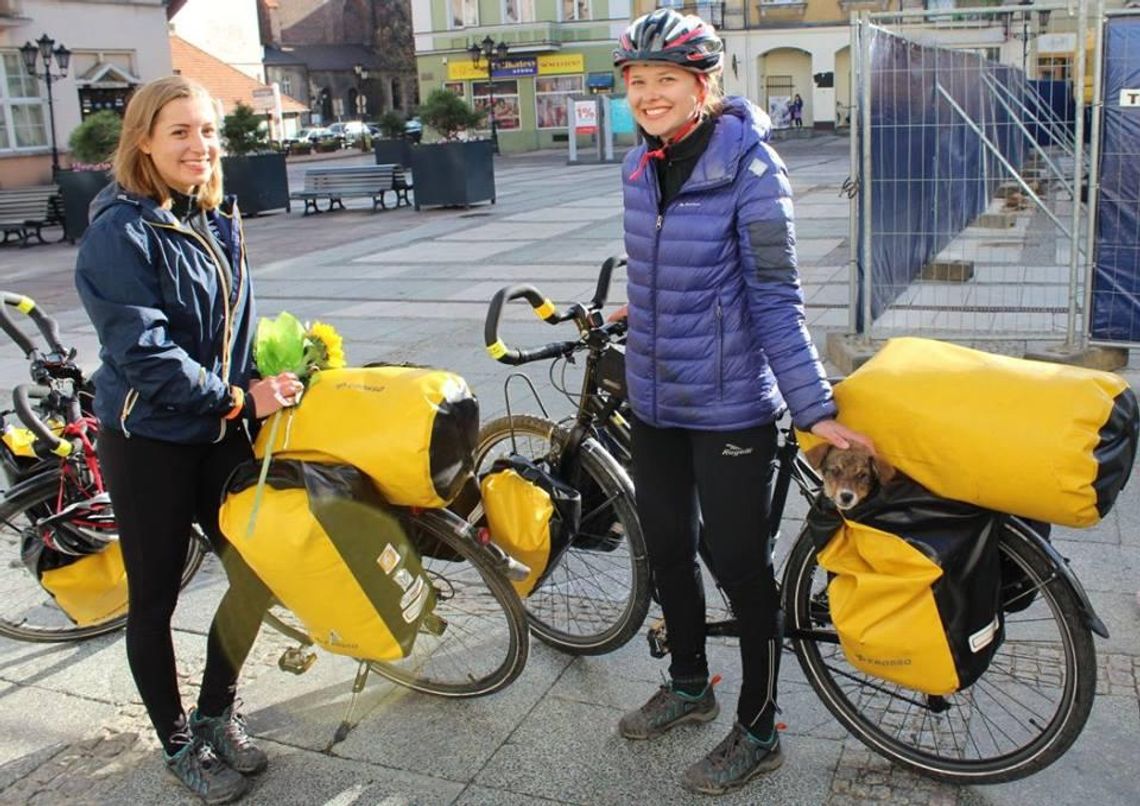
[254, 365, 479, 508]
[806, 480, 1004, 696]
[219, 459, 435, 662]
[479, 455, 582, 597]
[23, 536, 128, 627]
[800, 337, 1138, 527]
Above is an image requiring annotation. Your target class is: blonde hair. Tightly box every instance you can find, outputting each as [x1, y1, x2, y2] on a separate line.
[113, 76, 223, 210]
[699, 70, 726, 118]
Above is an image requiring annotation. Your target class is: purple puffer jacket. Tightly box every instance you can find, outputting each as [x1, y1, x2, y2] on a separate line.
[622, 96, 836, 431]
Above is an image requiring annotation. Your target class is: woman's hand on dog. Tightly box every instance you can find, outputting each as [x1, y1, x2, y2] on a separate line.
[810, 418, 875, 453]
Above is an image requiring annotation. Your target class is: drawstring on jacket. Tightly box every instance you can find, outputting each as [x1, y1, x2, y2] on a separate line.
[630, 116, 702, 181]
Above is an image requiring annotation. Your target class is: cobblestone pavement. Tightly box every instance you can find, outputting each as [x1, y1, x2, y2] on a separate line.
[0, 141, 1137, 805]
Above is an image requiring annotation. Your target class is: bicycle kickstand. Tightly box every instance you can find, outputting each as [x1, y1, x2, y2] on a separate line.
[331, 660, 372, 747]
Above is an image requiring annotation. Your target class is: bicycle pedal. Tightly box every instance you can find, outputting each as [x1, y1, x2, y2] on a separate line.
[421, 612, 447, 637]
[278, 646, 317, 675]
[647, 618, 668, 658]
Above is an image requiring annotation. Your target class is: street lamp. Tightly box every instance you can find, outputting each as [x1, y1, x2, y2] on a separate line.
[20, 33, 71, 176]
[468, 36, 509, 154]
[353, 63, 369, 120]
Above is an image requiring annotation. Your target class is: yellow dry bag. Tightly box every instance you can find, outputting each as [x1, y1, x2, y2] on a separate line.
[219, 459, 435, 662]
[800, 337, 1138, 527]
[254, 365, 479, 508]
[22, 526, 127, 627]
[480, 455, 581, 597]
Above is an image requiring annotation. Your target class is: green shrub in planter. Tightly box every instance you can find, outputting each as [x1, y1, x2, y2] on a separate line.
[417, 89, 485, 142]
[316, 140, 340, 153]
[377, 110, 405, 139]
[222, 102, 269, 156]
[67, 111, 121, 167]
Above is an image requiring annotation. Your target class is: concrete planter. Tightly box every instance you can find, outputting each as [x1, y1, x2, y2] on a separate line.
[221, 152, 289, 215]
[408, 140, 495, 211]
[373, 138, 412, 167]
[57, 169, 111, 244]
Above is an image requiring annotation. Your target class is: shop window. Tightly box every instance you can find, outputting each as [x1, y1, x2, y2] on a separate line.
[536, 75, 584, 129]
[450, 0, 479, 29]
[1037, 55, 1071, 82]
[1, 52, 47, 151]
[561, 0, 589, 21]
[473, 80, 520, 131]
[505, 0, 536, 23]
[444, 82, 466, 99]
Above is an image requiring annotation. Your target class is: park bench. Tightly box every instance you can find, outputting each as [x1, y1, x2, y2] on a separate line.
[0, 185, 62, 247]
[289, 164, 412, 216]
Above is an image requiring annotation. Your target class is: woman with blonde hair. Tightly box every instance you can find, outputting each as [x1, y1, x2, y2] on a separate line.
[75, 75, 304, 803]
[608, 9, 871, 796]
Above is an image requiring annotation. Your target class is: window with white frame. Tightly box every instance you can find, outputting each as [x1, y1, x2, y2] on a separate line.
[535, 75, 583, 129]
[473, 80, 520, 131]
[504, 0, 536, 24]
[561, 0, 589, 21]
[1, 52, 48, 151]
[450, 0, 479, 29]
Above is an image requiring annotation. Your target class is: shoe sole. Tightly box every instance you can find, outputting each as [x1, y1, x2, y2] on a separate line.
[165, 768, 250, 805]
[681, 748, 785, 795]
[620, 702, 720, 740]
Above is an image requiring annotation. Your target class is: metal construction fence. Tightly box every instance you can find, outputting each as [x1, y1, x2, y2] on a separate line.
[849, 2, 1140, 349]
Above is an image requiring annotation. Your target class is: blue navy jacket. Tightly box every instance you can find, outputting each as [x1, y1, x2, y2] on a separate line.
[622, 96, 836, 431]
[75, 183, 255, 444]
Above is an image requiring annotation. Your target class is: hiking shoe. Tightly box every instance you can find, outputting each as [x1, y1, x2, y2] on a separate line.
[618, 682, 719, 740]
[682, 722, 784, 795]
[164, 737, 249, 804]
[190, 704, 269, 775]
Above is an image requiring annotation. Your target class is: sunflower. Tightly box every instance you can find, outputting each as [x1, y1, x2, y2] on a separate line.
[305, 321, 347, 370]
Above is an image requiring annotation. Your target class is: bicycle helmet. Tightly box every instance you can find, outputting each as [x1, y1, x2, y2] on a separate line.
[613, 9, 724, 74]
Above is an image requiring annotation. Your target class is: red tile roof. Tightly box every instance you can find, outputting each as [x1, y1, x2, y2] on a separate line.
[170, 35, 307, 115]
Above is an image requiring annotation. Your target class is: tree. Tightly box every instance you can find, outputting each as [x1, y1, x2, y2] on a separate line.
[67, 111, 122, 167]
[417, 89, 485, 142]
[222, 102, 269, 156]
[377, 110, 405, 139]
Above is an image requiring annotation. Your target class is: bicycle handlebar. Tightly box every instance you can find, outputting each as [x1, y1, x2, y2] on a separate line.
[12, 384, 74, 457]
[484, 256, 628, 366]
[1, 293, 66, 358]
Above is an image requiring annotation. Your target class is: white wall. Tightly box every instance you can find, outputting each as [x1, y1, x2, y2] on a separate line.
[170, 0, 264, 81]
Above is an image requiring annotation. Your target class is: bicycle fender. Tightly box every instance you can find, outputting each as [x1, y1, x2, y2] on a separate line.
[1009, 518, 1110, 639]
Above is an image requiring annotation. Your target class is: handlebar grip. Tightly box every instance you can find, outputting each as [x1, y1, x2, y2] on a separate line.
[12, 384, 72, 457]
[484, 284, 567, 363]
[499, 341, 577, 366]
[1, 293, 66, 356]
[591, 254, 628, 311]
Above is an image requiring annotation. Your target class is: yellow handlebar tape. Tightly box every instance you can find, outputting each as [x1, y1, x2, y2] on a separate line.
[15, 296, 36, 314]
[486, 340, 509, 360]
[534, 299, 557, 320]
[51, 440, 72, 457]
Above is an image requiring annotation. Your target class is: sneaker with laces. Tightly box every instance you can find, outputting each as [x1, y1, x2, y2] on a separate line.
[618, 682, 719, 740]
[164, 737, 249, 804]
[682, 722, 784, 795]
[190, 704, 269, 775]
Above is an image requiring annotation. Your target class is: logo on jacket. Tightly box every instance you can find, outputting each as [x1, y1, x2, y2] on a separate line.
[722, 443, 754, 457]
[676, 201, 701, 208]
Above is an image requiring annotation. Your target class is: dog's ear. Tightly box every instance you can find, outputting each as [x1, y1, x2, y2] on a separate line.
[873, 455, 896, 485]
[804, 442, 831, 470]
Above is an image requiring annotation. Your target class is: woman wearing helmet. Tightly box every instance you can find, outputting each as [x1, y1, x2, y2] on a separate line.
[610, 8, 871, 795]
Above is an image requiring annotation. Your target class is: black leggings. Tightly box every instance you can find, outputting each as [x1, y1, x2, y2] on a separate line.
[631, 417, 782, 737]
[98, 428, 272, 753]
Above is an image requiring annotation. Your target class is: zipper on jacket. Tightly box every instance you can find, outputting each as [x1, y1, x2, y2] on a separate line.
[120, 388, 139, 438]
[716, 302, 724, 399]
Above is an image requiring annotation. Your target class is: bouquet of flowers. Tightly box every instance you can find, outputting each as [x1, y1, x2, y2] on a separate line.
[254, 312, 346, 385]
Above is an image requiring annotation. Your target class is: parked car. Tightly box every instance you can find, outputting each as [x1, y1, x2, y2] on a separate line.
[327, 121, 371, 145]
[404, 116, 423, 143]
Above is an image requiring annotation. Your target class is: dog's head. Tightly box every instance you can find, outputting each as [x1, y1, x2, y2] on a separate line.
[804, 443, 895, 511]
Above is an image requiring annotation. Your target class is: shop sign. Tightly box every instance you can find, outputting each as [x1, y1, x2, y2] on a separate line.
[574, 99, 597, 134]
[494, 57, 538, 78]
[1121, 89, 1140, 107]
[1036, 33, 1076, 54]
[539, 53, 585, 76]
[448, 60, 487, 81]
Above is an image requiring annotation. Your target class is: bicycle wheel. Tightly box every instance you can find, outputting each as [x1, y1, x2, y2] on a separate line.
[0, 475, 205, 642]
[471, 414, 650, 655]
[783, 518, 1097, 784]
[368, 508, 529, 697]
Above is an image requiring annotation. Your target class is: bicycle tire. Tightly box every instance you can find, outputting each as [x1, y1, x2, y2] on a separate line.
[0, 474, 205, 643]
[368, 507, 529, 697]
[471, 414, 650, 656]
[783, 518, 1097, 784]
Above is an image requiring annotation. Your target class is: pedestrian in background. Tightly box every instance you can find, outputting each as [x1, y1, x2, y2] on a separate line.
[75, 75, 304, 804]
[791, 93, 805, 128]
[609, 9, 871, 796]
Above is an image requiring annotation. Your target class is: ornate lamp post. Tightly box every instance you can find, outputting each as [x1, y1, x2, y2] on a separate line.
[353, 63, 370, 120]
[20, 34, 71, 176]
[468, 36, 509, 154]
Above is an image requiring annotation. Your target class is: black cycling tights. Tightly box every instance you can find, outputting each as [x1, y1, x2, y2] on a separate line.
[631, 418, 782, 738]
[98, 429, 272, 754]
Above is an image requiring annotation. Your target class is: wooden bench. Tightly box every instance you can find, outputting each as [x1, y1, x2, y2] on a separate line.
[289, 164, 413, 216]
[0, 185, 62, 247]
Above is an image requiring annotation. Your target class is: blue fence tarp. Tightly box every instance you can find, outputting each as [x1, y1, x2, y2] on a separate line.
[1026, 80, 1074, 145]
[858, 29, 1028, 325]
[1091, 17, 1140, 342]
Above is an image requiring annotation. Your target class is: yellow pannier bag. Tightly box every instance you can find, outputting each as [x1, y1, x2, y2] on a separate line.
[219, 459, 435, 662]
[38, 541, 129, 627]
[480, 455, 581, 597]
[811, 478, 1005, 696]
[255, 365, 479, 508]
[800, 337, 1138, 527]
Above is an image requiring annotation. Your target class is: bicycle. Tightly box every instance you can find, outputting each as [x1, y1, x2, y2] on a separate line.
[478, 258, 1104, 784]
[0, 293, 530, 736]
